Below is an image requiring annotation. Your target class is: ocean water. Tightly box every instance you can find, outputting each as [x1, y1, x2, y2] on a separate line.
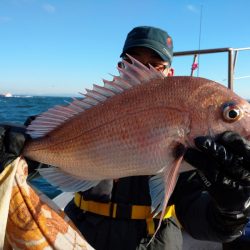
[0, 95, 73, 198]
[0, 95, 72, 125]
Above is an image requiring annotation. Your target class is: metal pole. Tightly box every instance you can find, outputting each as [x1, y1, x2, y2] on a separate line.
[173, 47, 250, 57]
[233, 50, 238, 70]
[197, 5, 203, 77]
[228, 49, 234, 90]
[173, 48, 233, 57]
[191, 54, 198, 76]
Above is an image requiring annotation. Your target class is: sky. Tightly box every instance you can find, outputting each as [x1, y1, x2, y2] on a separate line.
[0, 0, 250, 98]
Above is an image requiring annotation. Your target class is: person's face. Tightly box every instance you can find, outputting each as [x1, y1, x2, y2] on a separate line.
[120, 47, 174, 77]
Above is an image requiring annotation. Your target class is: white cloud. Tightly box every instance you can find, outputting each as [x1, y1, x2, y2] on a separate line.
[0, 16, 11, 23]
[42, 3, 56, 13]
[187, 4, 199, 13]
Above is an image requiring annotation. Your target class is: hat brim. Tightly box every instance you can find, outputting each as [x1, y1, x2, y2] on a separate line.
[120, 44, 172, 64]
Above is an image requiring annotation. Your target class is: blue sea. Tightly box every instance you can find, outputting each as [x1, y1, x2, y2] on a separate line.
[0, 95, 73, 198]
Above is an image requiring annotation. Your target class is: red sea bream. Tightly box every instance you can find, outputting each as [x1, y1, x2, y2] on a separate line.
[22, 55, 250, 226]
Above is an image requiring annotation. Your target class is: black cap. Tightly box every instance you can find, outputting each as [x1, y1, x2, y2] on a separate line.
[120, 26, 173, 64]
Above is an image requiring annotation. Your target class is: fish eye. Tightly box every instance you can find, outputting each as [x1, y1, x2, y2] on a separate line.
[222, 102, 242, 122]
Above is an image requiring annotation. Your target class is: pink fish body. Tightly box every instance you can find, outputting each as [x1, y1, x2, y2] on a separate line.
[22, 56, 250, 219]
[23, 66, 250, 176]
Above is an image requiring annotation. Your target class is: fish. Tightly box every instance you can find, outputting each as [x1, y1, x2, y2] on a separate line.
[1, 157, 93, 250]
[21, 55, 250, 232]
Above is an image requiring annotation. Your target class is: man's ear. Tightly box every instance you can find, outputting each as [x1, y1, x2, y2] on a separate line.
[168, 68, 174, 76]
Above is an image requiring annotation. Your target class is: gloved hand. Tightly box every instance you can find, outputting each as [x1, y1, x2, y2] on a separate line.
[184, 131, 250, 218]
[0, 124, 27, 172]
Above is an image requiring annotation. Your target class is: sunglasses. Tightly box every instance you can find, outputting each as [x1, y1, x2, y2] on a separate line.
[118, 57, 169, 73]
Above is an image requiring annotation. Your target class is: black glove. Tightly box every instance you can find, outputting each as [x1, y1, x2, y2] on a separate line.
[184, 131, 250, 217]
[0, 124, 28, 172]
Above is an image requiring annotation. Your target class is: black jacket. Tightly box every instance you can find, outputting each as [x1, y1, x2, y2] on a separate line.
[64, 171, 245, 250]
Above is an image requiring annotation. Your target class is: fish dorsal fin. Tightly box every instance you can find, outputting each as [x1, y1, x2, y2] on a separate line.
[26, 55, 164, 138]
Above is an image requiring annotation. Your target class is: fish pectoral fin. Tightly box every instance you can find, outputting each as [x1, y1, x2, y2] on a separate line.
[149, 174, 165, 215]
[38, 167, 100, 192]
[148, 155, 183, 244]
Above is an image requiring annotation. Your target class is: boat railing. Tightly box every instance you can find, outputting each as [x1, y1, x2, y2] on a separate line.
[173, 47, 250, 90]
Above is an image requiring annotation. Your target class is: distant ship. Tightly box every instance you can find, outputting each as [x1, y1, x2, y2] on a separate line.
[0, 92, 13, 97]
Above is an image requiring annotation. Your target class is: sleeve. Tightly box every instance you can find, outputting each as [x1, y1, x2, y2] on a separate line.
[172, 171, 248, 242]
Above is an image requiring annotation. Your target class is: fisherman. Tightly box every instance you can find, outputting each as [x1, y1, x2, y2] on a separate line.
[1, 26, 250, 250]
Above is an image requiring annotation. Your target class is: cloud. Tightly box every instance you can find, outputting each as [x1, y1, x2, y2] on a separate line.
[0, 16, 11, 23]
[42, 3, 56, 13]
[187, 4, 199, 13]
